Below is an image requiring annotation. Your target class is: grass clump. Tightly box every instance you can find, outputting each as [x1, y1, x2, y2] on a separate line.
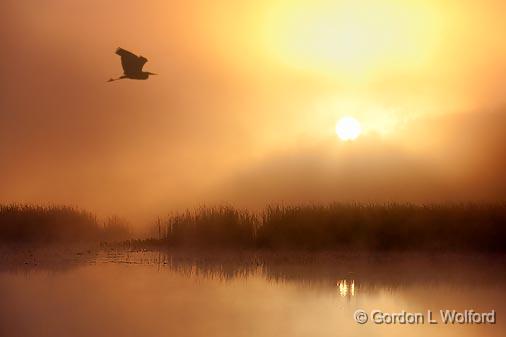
[159, 206, 258, 248]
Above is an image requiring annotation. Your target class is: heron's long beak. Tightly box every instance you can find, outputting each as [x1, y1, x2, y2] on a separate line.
[148, 72, 158, 75]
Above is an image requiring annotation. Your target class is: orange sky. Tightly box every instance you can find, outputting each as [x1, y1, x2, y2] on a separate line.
[1, 0, 506, 223]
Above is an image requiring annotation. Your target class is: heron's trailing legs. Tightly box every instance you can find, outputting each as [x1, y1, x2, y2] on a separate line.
[107, 75, 127, 82]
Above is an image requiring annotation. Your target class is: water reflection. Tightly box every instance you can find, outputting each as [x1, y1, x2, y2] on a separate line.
[2, 249, 506, 291]
[120, 250, 506, 292]
[0, 249, 505, 337]
[338, 279, 356, 297]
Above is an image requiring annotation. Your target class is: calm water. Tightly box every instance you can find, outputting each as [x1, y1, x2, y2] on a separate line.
[0, 250, 505, 337]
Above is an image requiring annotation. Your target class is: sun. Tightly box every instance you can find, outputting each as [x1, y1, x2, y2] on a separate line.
[336, 117, 362, 141]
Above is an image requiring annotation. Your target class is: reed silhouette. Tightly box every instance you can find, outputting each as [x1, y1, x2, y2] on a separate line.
[2, 203, 505, 251]
[161, 206, 258, 248]
[0, 204, 130, 244]
[149, 203, 506, 252]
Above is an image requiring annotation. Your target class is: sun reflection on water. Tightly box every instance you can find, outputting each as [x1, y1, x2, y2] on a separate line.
[337, 279, 356, 297]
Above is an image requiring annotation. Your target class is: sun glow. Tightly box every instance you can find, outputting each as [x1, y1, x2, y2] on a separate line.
[336, 117, 362, 141]
[265, 0, 440, 75]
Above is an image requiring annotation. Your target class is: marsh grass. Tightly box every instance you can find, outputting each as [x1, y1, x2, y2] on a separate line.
[155, 203, 506, 251]
[0, 204, 129, 244]
[162, 206, 258, 248]
[2, 203, 505, 251]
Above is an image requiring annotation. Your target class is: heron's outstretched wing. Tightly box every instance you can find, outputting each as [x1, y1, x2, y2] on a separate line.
[115, 48, 148, 75]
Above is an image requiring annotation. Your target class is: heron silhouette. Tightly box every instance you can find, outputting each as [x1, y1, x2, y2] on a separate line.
[108, 48, 157, 82]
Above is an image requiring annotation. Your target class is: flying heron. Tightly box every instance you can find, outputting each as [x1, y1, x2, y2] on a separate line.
[108, 48, 157, 82]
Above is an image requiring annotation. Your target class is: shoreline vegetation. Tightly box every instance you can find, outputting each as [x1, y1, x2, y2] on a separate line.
[0, 205, 130, 245]
[1, 203, 506, 252]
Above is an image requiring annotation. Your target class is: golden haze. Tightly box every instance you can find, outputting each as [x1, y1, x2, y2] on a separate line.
[1, 0, 506, 223]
